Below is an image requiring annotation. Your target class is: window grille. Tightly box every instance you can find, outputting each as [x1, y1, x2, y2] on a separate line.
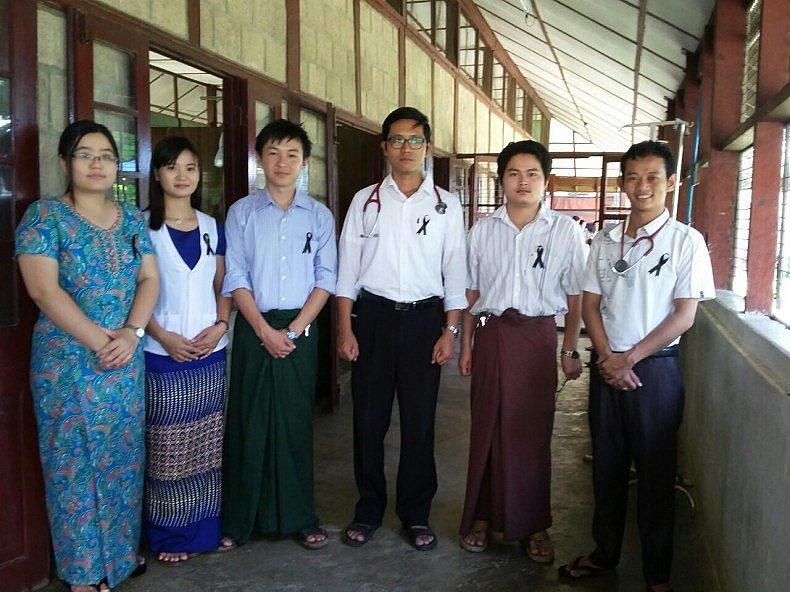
[740, 0, 761, 122]
[774, 124, 790, 324]
[732, 146, 754, 297]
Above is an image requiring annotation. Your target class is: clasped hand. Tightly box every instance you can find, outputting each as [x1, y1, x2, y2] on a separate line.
[96, 327, 138, 370]
[595, 351, 641, 391]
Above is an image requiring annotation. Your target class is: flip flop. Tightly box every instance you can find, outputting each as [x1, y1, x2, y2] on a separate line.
[459, 520, 490, 553]
[558, 556, 611, 580]
[407, 525, 437, 551]
[342, 522, 378, 547]
[298, 521, 329, 550]
[157, 552, 188, 566]
[217, 536, 237, 552]
[526, 530, 554, 563]
[130, 556, 146, 577]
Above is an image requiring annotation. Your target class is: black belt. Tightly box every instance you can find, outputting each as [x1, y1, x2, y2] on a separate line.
[646, 345, 679, 359]
[358, 288, 441, 311]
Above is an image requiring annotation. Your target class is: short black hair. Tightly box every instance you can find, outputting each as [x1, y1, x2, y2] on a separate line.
[496, 140, 551, 182]
[255, 119, 312, 158]
[58, 120, 119, 195]
[147, 136, 202, 230]
[620, 140, 676, 178]
[381, 106, 431, 143]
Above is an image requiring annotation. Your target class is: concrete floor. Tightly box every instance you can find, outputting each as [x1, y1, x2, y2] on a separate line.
[44, 335, 719, 591]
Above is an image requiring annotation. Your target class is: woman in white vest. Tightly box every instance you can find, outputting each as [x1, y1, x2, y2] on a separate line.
[143, 136, 232, 565]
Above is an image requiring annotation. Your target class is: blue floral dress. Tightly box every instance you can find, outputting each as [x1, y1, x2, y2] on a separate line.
[15, 197, 154, 588]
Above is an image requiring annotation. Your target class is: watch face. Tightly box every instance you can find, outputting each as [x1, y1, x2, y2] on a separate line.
[134, 327, 145, 339]
[286, 329, 298, 341]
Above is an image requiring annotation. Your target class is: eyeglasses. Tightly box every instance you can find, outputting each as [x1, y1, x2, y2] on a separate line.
[387, 136, 426, 148]
[72, 152, 119, 165]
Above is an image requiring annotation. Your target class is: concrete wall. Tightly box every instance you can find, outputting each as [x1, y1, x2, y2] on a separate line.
[200, 0, 287, 81]
[87, 0, 526, 166]
[358, 2, 399, 127]
[94, 0, 189, 39]
[680, 296, 790, 592]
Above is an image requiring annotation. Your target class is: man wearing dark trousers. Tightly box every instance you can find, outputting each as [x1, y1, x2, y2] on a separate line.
[559, 141, 715, 592]
[336, 106, 467, 551]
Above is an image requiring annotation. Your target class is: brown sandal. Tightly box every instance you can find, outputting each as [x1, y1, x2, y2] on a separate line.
[459, 519, 490, 553]
[526, 530, 554, 563]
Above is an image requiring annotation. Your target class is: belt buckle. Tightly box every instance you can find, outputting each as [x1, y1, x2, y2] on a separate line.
[394, 301, 414, 312]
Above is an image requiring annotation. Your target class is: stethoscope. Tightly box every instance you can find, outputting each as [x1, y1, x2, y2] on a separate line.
[611, 217, 670, 274]
[360, 180, 446, 238]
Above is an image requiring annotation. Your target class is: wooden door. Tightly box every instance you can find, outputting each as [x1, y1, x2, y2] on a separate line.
[0, 2, 53, 590]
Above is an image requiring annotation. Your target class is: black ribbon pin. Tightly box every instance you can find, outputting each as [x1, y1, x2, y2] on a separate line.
[302, 232, 313, 253]
[416, 215, 429, 235]
[203, 233, 215, 255]
[532, 245, 545, 269]
[648, 253, 670, 276]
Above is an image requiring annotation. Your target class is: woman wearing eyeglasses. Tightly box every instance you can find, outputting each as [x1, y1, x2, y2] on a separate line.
[15, 120, 158, 592]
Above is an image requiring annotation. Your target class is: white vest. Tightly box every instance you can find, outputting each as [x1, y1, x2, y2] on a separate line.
[144, 210, 229, 356]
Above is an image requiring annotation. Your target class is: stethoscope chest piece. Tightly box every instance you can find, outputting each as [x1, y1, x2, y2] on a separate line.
[435, 201, 447, 214]
[613, 259, 629, 273]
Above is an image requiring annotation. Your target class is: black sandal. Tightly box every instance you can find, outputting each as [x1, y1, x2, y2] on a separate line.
[342, 522, 378, 547]
[298, 521, 328, 550]
[407, 525, 437, 551]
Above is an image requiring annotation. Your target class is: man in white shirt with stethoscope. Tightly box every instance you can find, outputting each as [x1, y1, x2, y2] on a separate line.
[336, 106, 467, 551]
[560, 140, 715, 592]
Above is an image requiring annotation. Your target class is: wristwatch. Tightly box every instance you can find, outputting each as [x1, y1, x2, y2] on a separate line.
[124, 323, 145, 339]
[443, 323, 460, 337]
[286, 327, 298, 341]
[561, 349, 580, 359]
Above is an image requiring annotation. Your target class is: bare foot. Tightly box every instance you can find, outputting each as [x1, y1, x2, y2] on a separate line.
[157, 551, 188, 564]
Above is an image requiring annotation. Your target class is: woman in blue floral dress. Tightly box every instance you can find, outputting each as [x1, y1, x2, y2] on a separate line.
[15, 120, 159, 592]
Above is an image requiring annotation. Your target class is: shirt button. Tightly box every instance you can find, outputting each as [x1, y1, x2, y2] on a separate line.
[281, 275, 286, 280]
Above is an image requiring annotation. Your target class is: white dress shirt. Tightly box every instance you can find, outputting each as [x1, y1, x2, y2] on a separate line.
[467, 204, 587, 317]
[336, 174, 467, 311]
[583, 209, 715, 351]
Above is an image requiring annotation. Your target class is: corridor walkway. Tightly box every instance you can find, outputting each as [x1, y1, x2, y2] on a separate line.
[45, 336, 719, 591]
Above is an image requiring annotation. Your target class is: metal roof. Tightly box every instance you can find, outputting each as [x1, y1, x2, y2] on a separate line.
[473, 0, 716, 151]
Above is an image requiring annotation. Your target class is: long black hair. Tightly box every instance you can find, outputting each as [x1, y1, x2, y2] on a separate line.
[57, 120, 119, 198]
[147, 136, 202, 230]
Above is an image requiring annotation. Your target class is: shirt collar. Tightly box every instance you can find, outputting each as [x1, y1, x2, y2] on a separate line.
[252, 187, 316, 212]
[610, 208, 670, 240]
[382, 173, 432, 200]
[493, 201, 550, 230]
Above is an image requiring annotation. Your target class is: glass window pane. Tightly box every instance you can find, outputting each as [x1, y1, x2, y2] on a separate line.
[38, 4, 68, 197]
[94, 42, 136, 109]
[0, 0, 9, 72]
[0, 73, 13, 325]
[435, 1, 447, 53]
[254, 101, 275, 189]
[0, 78, 9, 160]
[299, 109, 327, 204]
[95, 110, 138, 204]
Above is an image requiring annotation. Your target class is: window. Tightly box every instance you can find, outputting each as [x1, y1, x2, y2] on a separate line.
[458, 11, 477, 82]
[491, 59, 505, 109]
[740, 0, 761, 122]
[774, 125, 790, 324]
[405, 1, 448, 54]
[732, 146, 754, 297]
